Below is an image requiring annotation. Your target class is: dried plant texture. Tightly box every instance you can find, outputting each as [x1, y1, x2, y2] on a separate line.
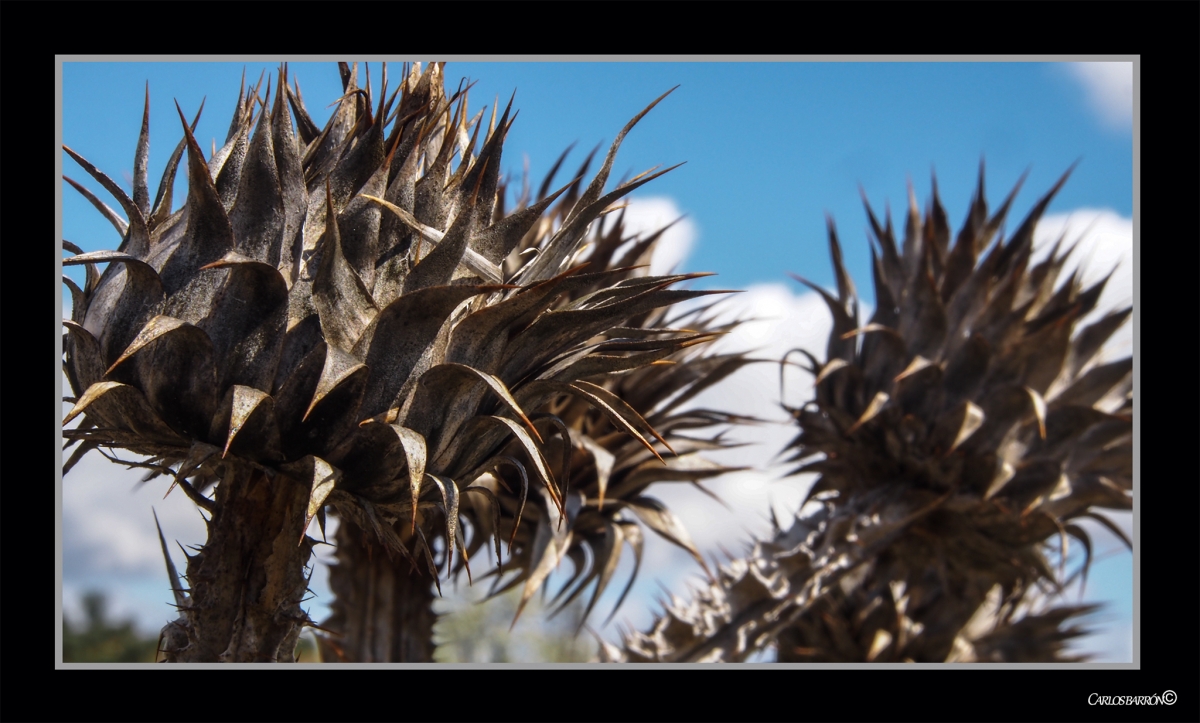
[463, 194, 755, 631]
[603, 168, 1132, 662]
[322, 142, 754, 661]
[322, 519, 440, 663]
[62, 63, 735, 662]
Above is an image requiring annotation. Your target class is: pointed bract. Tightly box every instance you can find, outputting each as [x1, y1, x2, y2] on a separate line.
[614, 169, 1132, 663]
[64, 65, 748, 663]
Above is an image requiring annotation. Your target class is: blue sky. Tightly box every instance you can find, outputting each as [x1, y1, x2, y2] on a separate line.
[60, 61, 1134, 294]
[59, 59, 1135, 662]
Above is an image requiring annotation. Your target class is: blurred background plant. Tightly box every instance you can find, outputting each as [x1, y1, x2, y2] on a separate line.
[63, 590, 322, 663]
[432, 581, 596, 663]
[62, 591, 159, 663]
[59, 585, 596, 663]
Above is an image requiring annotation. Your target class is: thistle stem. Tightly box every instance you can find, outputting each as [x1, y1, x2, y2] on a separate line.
[160, 465, 314, 662]
[323, 520, 438, 662]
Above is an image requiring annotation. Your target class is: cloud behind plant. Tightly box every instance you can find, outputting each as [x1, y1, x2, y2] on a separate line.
[625, 198, 1135, 659]
[1067, 62, 1134, 131]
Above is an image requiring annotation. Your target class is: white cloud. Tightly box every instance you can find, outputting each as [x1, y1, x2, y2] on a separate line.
[626, 196, 697, 276]
[673, 282, 833, 470]
[60, 434, 216, 636]
[62, 449, 209, 576]
[1034, 208, 1134, 359]
[616, 283, 836, 626]
[1067, 62, 1133, 131]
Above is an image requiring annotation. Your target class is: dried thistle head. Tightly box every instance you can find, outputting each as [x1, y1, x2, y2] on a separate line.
[62, 63, 747, 659]
[609, 166, 1132, 663]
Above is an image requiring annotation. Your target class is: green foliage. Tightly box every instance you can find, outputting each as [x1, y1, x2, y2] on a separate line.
[63, 591, 323, 663]
[62, 592, 159, 663]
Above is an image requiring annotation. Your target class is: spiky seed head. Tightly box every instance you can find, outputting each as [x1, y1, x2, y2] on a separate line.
[613, 167, 1132, 663]
[63, 63, 739, 659]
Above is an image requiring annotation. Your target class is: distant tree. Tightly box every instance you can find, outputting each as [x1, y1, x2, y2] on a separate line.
[62, 592, 159, 663]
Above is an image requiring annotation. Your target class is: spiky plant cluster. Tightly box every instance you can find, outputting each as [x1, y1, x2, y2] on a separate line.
[602, 169, 1133, 662]
[320, 148, 753, 662]
[465, 190, 756, 629]
[61, 62, 734, 662]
